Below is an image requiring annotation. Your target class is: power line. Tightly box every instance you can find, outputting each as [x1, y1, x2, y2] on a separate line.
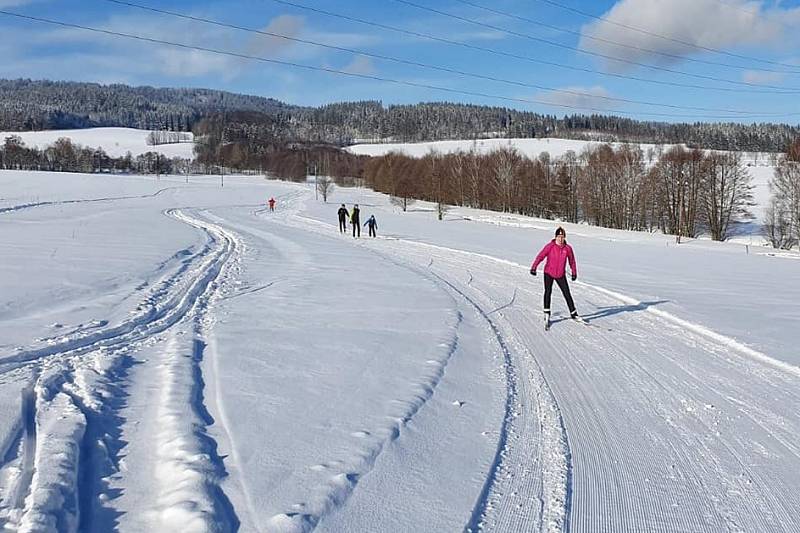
[269, 0, 799, 95]
[391, 0, 796, 91]
[0, 9, 790, 121]
[100, 0, 788, 116]
[532, 0, 800, 71]
[706, 0, 765, 18]
[450, 0, 800, 74]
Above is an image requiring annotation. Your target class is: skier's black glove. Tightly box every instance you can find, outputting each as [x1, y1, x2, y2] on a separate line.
[530, 269, 537, 276]
[571, 274, 577, 281]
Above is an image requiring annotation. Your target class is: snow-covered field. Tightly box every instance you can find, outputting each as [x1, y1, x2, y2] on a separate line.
[347, 137, 668, 160]
[0, 128, 195, 159]
[1, 169, 799, 532]
[346, 137, 774, 164]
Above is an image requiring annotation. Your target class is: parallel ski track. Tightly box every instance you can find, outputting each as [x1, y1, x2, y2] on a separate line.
[426, 244, 800, 532]
[0, 208, 227, 377]
[288, 211, 800, 532]
[0, 208, 242, 531]
[428, 270, 568, 533]
[393, 253, 570, 533]
[279, 210, 570, 532]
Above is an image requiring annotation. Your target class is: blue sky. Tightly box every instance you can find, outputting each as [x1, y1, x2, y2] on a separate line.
[1, 0, 799, 123]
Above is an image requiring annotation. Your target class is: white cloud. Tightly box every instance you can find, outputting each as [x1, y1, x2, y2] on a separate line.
[579, 0, 800, 71]
[742, 70, 786, 84]
[247, 15, 306, 56]
[0, 11, 251, 80]
[0, 8, 382, 86]
[155, 48, 242, 79]
[535, 86, 619, 112]
[240, 14, 381, 63]
[342, 55, 376, 76]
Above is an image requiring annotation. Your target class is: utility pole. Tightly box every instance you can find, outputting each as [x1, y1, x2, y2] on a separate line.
[676, 173, 684, 244]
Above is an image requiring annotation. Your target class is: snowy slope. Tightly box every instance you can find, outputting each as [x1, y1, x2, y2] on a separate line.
[346, 137, 669, 160]
[1, 170, 799, 532]
[0, 128, 195, 158]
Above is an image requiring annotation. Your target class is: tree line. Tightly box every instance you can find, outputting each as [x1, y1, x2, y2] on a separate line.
[0, 135, 191, 175]
[3, 124, 798, 248]
[0, 131, 368, 184]
[192, 112, 369, 182]
[3, 79, 800, 152]
[362, 143, 758, 242]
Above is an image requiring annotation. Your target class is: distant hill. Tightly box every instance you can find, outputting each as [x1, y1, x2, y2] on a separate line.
[1, 79, 798, 152]
[0, 79, 297, 131]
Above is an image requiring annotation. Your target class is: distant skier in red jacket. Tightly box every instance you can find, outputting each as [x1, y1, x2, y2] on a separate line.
[530, 227, 582, 329]
[268, 197, 276, 211]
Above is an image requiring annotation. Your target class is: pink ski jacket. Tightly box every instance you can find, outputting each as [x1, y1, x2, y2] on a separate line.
[531, 239, 577, 279]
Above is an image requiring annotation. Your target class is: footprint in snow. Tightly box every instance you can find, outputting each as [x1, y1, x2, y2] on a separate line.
[452, 400, 465, 407]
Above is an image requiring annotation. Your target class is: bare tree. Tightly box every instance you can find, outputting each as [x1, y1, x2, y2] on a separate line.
[700, 153, 753, 241]
[615, 145, 647, 230]
[491, 145, 521, 213]
[578, 144, 616, 227]
[771, 140, 800, 246]
[316, 175, 334, 202]
[422, 150, 449, 220]
[651, 146, 703, 240]
[466, 144, 483, 208]
[763, 196, 797, 249]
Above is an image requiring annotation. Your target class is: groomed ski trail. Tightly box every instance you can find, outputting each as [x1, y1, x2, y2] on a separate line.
[257, 203, 571, 532]
[281, 205, 800, 532]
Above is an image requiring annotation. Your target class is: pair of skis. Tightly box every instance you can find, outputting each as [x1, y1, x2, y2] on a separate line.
[544, 313, 587, 331]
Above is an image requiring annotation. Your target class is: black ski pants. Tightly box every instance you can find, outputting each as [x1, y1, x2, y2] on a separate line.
[352, 220, 361, 237]
[543, 273, 575, 314]
[368, 225, 376, 237]
[339, 217, 347, 233]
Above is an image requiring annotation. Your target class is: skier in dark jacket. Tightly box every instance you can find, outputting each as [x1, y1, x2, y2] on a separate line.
[337, 204, 349, 233]
[364, 215, 378, 237]
[530, 227, 582, 328]
[350, 204, 361, 238]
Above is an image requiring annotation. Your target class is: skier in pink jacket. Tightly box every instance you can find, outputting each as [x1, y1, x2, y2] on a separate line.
[530, 227, 582, 328]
